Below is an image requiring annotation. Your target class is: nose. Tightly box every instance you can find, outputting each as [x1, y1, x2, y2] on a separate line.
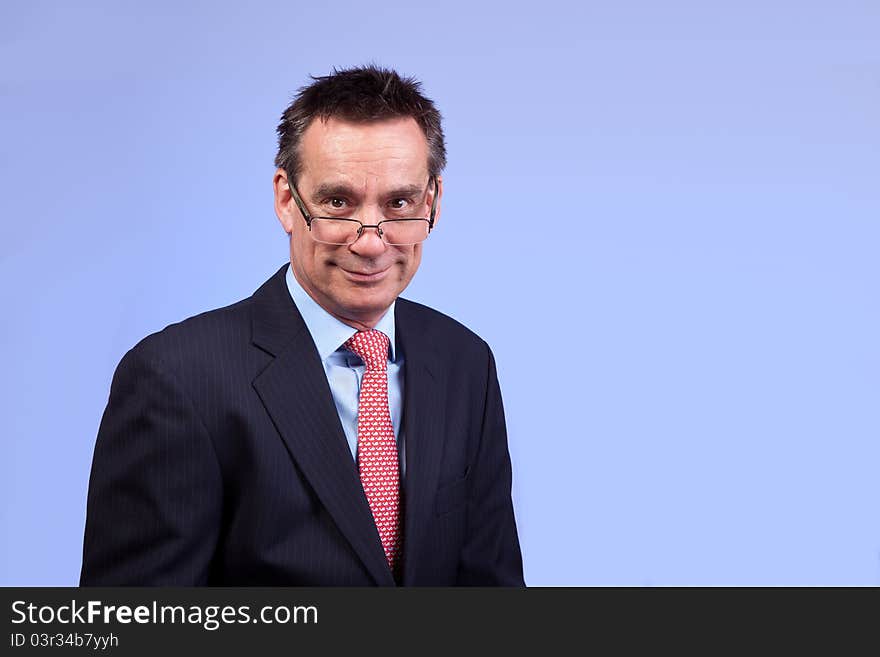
[348, 223, 387, 258]
[348, 200, 388, 258]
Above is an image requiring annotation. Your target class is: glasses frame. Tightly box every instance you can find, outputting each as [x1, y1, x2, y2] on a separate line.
[287, 173, 439, 246]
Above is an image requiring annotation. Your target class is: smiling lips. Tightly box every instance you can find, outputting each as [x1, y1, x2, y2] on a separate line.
[340, 266, 391, 282]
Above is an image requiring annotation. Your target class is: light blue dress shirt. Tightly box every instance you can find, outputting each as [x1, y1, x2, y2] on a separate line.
[284, 265, 405, 477]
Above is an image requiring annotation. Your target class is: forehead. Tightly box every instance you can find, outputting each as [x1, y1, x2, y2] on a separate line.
[298, 116, 429, 186]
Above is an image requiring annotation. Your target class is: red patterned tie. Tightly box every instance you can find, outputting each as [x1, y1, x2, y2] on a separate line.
[343, 329, 402, 575]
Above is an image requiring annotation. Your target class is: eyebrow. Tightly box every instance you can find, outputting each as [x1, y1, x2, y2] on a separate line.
[309, 182, 426, 203]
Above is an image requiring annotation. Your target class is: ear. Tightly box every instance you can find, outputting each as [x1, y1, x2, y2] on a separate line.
[273, 168, 296, 234]
[429, 175, 443, 229]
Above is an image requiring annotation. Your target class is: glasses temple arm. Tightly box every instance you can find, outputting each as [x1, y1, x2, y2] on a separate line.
[287, 173, 312, 226]
[428, 175, 438, 230]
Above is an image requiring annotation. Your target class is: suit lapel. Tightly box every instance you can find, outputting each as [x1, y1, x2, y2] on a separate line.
[250, 265, 394, 586]
[396, 300, 448, 585]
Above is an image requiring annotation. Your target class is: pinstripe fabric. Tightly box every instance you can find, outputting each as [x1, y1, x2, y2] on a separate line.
[80, 264, 524, 586]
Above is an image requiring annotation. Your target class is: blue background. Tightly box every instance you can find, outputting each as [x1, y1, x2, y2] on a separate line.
[2, 1, 878, 585]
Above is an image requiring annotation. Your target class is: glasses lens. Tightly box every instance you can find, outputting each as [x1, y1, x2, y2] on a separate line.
[381, 219, 430, 245]
[310, 218, 360, 245]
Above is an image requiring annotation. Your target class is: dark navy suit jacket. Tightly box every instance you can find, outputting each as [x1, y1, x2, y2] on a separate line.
[80, 264, 524, 586]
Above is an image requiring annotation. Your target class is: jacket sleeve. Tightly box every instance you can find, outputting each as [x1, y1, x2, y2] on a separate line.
[80, 343, 222, 585]
[456, 344, 525, 586]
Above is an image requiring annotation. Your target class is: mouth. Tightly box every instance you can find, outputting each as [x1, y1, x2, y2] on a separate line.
[339, 265, 391, 283]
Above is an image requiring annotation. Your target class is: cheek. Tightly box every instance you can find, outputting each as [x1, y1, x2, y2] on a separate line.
[292, 234, 329, 267]
[403, 245, 422, 272]
[289, 229, 310, 259]
[389, 248, 421, 288]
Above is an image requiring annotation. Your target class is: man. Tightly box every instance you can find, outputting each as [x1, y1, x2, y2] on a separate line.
[80, 66, 524, 586]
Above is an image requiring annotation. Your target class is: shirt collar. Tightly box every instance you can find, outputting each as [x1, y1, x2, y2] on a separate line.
[285, 263, 396, 362]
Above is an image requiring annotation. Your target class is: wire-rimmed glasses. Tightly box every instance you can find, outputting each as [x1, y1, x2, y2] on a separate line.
[288, 175, 439, 246]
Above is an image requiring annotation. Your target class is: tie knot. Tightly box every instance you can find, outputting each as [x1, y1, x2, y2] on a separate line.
[343, 330, 390, 371]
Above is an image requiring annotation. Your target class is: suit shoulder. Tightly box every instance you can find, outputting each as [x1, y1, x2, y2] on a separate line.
[127, 296, 253, 367]
[396, 297, 490, 355]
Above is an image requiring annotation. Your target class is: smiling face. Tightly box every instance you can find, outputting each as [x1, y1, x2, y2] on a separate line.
[274, 116, 442, 331]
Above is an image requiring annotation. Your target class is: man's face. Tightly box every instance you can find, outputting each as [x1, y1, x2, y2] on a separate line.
[274, 116, 442, 330]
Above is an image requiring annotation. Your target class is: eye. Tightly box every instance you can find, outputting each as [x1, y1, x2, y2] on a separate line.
[328, 197, 346, 209]
[388, 198, 410, 210]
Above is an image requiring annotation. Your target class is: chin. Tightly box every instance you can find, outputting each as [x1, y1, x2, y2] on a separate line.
[347, 296, 395, 317]
[332, 284, 389, 307]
